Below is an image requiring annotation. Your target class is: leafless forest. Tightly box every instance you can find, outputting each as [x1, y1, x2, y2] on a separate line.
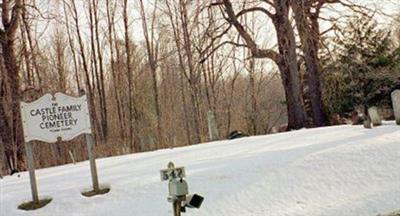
[1, 0, 399, 176]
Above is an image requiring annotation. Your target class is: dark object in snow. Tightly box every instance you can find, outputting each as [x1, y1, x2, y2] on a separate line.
[352, 110, 364, 125]
[10, 169, 18, 176]
[227, 130, 248, 140]
[352, 108, 372, 129]
[185, 194, 204, 209]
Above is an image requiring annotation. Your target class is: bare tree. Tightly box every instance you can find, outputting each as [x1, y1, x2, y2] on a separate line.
[20, 0, 41, 88]
[123, 0, 139, 152]
[106, 0, 125, 142]
[63, 0, 80, 93]
[291, 0, 328, 127]
[69, 0, 101, 140]
[218, 0, 306, 130]
[0, 72, 11, 174]
[224, 47, 241, 135]
[139, 0, 163, 148]
[92, 0, 108, 141]
[0, 0, 24, 172]
[53, 29, 67, 92]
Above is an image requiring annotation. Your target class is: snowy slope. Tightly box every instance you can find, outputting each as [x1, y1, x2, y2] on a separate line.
[1, 122, 399, 216]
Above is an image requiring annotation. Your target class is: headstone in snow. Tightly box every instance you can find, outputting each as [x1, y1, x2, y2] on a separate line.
[207, 110, 219, 141]
[363, 115, 372, 129]
[368, 106, 382, 126]
[391, 90, 400, 125]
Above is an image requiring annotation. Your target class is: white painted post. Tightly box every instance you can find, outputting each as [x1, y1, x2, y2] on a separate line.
[391, 90, 400, 125]
[85, 133, 99, 192]
[68, 150, 76, 165]
[207, 110, 219, 141]
[24, 142, 39, 204]
[368, 106, 382, 126]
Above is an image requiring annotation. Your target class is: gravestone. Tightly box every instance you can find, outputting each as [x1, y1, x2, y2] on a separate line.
[207, 110, 219, 141]
[391, 90, 400, 125]
[368, 106, 382, 126]
[363, 115, 372, 129]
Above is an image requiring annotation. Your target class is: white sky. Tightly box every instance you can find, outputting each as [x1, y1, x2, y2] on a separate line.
[26, 0, 400, 65]
[15, 0, 398, 86]
[29, 0, 399, 42]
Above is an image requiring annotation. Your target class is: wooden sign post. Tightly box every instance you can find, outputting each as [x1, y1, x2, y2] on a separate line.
[19, 92, 105, 209]
[24, 141, 39, 204]
[85, 133, 99, 191]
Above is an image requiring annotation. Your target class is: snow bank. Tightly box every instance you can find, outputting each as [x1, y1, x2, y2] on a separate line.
[1, 122, 399, 216]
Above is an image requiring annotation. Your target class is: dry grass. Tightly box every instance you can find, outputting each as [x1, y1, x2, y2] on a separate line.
[378, 210, 400, 216]
[18, 198, 52, 211]
[81, 187, 110, 197]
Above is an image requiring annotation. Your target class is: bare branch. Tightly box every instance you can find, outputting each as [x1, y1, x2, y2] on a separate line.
[200, 40, 247, 63]
[236, 7, 274, 19]
[200, 23, 232, 56]
[221, 0, 278, 61]
[8, 0, 22, 36]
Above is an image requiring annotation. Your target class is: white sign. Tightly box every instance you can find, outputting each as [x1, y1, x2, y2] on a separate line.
[20, 93, 92, 143]
[160, 167, 186, 181]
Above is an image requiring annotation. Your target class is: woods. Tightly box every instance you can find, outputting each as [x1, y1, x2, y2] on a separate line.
[0, 0, 399, 176]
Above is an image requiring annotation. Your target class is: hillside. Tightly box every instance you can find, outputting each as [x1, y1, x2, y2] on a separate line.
[1, 122, 399, 216]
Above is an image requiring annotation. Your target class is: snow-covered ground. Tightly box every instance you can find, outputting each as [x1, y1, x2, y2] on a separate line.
[1, 122, 399, 216]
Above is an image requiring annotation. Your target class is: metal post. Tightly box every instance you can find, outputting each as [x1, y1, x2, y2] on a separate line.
[85, 133, 99, 191]
[173, 197, 183, 216]
[80, 90, 100, 192]
[25, 142, 39, 204]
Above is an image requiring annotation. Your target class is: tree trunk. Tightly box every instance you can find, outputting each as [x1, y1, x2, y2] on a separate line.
[70, 0, 101, 142]
[106, 0, 125, 142]
[2, 40, 25, 171]
[179, 73, 192, 145]
[88, 0, 105, 141]
[139, 0, 163, 148]
[291, 0, 327, 127]
[0, 135, 7, 175]
[123, 0, 139, 152]
[179, 0, 202, 144]
[273, 1, 306, 129]
[247, 57, 257, 135]
[63, 1, 80, 93]
[0, 79, 13, 174]
[276, 59, 306, 130]
[221, 0, 306, 130]
[21, 2, 41, 88]
[93, 0, 109, 140]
